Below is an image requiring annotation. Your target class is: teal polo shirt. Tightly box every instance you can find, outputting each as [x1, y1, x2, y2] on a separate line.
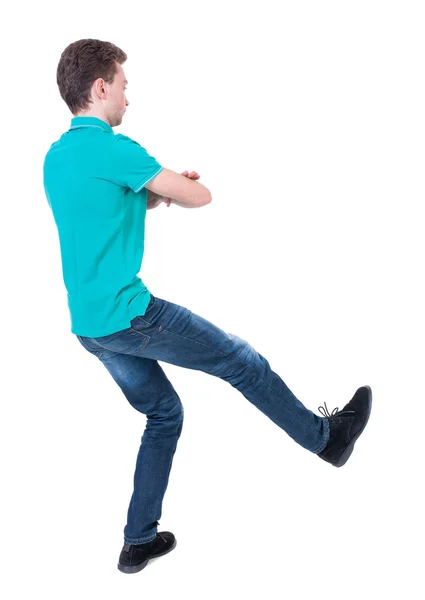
[43, 116, 164, 337]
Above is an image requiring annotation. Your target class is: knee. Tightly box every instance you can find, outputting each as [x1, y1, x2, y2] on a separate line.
[146, 400, 184, 438]
[173, 401, 184, 427]
[169, 401, 184, 438]
[218, 333, 258, 375]
[216, 333, 270, 385]
[162, 400, 184, 427]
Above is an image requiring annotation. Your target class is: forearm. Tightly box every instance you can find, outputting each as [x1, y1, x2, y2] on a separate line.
[147, 170, 209, 208]
[148, 189, 199, 209]
[169, 198, 200, 208]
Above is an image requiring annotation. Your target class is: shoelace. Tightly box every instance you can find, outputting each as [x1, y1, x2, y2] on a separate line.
[318, 401, 355, 419]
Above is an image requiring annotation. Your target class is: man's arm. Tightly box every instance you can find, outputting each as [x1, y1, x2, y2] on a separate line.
[147, 171, 209, 209]
[145, 167, 211, 208]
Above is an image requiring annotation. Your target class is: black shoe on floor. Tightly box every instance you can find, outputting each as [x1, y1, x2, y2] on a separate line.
[317, 385, 372, 467]
[117, 531, 177, 574]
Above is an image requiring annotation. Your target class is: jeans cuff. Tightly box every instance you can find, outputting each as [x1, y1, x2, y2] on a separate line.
[313, 417, 330, 454]
[124, 532, 157, 545]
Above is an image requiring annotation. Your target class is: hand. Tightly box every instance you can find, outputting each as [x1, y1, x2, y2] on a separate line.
[146, 192, 167, 210]
[181, 170, 200, 180]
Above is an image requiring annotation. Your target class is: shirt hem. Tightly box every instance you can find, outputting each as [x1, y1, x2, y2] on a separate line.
[72, 318, 132, 338]
[71, 291, 152, 338]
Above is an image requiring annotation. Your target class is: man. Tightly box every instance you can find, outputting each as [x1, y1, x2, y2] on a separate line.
[43, 38, 372, 575]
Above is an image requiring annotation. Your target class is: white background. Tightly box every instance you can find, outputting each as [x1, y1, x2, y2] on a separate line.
[2, 0, 424, 597]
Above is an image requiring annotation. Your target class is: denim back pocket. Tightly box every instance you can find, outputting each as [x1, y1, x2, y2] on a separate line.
[79, 328, 152, 357]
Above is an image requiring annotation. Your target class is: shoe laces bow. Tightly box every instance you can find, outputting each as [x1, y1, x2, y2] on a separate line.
[318, 401, 355, 419]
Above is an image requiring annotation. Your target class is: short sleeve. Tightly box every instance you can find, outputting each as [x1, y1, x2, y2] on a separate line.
[109, 133, 164, 193]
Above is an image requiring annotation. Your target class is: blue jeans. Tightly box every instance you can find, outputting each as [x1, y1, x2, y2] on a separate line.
[76, 293, 330, 545]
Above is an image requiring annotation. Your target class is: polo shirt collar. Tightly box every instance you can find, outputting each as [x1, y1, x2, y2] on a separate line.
[69, 116, 113, 133]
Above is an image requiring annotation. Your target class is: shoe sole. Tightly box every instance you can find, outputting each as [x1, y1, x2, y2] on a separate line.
[117, 537, 177, 574]
[334, 385, 372, 467]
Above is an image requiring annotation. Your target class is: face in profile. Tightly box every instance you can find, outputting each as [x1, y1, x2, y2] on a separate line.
[75, 61, 130, 126]
[106, 62, 129, 127]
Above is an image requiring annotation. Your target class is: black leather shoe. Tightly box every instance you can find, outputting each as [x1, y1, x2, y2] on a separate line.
[317, 385, 372, 467]
[117, 531, 177, 574]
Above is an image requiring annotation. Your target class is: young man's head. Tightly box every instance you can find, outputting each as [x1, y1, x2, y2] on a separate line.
[56, 38, 129, 127]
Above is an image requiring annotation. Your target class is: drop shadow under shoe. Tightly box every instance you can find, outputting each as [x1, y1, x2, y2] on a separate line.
[117, 531, 177, 574]
[317, 385, 372, 468]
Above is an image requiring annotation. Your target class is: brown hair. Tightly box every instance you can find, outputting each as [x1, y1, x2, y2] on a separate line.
[56, 38, 127, 115]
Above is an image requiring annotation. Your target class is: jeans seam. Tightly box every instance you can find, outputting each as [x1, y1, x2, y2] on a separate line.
[159, 325, 229, 357]
[243, 359, 324, 437]
[161, 327, 322, 439]
[128, 329, 151, 351]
